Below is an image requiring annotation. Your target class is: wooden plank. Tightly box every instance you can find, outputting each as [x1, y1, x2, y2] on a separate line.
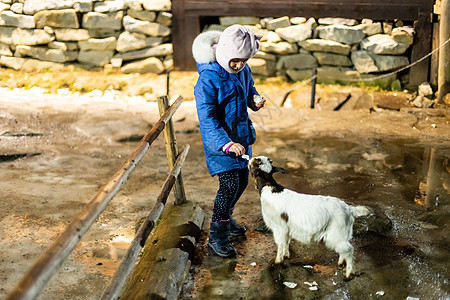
[438, 0, 450, 101]
[184, 3, 432, 20]
[174, 16, 199, 70]
[430, 22, 440, 87]
[172, 0, 199, 71]
[183, 1, 434, 9]
[140, 248, 191, 300]
[171, 0, 185, 69]
[409, 12, 433, 86]
[189, 0, 433, 5]
[181, 0, 434, 18]
[253, 0, 433, 3]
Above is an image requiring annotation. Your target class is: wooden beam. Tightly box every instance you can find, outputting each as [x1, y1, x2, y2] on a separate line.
[409, 12, 433, 86]
[430, 22, 440, 87]
[172, 0, 186, 70]
[120, 201, 205, 299]
[438, 0, 450, 102]
[172, 0, 199, 70]
[173, 16, 199, 71]
[183, 1, 433, 20]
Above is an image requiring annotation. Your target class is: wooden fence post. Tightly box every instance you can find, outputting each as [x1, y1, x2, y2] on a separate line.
[409, 12, 432, 86]
[158, 95, 187, 205]
[438, 0, 450, 103]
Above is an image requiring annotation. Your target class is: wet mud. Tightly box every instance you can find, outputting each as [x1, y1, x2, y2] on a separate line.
[182, 136, 450, 300]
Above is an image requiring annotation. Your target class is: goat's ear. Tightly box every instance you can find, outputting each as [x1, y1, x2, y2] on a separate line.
[251, 168, 262, 178]
[272, 166, 288, 174]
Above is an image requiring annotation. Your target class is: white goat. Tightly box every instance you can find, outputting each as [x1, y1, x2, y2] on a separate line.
[249, 156, 370, 279]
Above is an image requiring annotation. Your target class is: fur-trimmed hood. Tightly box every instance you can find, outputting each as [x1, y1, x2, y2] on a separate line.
[192, 26, 261, 74]
[192, 30, 222, 64]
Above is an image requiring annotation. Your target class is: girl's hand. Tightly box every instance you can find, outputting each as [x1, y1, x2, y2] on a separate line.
[228, 143, 246, 156]
[254, 95, 266, 109]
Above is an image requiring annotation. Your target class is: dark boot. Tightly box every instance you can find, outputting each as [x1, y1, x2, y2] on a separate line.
[208, 221, 237, 258]
[229, 217, 247, 236]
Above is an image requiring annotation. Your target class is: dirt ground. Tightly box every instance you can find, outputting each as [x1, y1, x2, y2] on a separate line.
[0, 70, 449, 299]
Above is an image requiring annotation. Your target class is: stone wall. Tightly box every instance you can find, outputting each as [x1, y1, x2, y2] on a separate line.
[0, 1, 415, 89]
[0, 0, 173, 74]
[207, 16, 415, 89]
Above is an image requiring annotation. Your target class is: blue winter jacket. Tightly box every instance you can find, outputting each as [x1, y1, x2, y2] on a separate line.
[194, 61, 259, 176]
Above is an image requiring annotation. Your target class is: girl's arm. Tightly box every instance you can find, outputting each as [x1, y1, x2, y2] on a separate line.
[247, 71, 265, 111]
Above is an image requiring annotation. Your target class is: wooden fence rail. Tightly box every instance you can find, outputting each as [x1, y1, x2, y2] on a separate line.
[100, 144, 190, 300]
[6, 95, 185, 300]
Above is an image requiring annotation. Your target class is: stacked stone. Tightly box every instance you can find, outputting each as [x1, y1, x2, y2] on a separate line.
[0, 3, 416, 83]
[207, 16, 415, 88]
[0, 0, 172, 74]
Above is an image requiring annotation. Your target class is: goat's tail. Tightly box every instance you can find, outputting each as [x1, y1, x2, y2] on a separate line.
[351, 205, 371, 218]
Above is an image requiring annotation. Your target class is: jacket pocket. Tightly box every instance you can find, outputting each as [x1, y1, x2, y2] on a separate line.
[234, 120, 248, 142]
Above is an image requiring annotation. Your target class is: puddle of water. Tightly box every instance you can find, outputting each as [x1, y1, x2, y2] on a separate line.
[184, 136, 450, 300]
[0, 153, 40, 162]
[1, 131, 43, 137]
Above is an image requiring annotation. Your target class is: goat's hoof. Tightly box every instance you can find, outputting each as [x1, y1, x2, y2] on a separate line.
[269, 259, 285, 269]
[343, 271, 364, 281]
[268, 259, 276, 267]
[338, 262, 347, 270]
[343, 274, 354, 282]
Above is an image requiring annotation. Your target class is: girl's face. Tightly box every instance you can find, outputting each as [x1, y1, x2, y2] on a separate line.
[229, 58, 248, 72]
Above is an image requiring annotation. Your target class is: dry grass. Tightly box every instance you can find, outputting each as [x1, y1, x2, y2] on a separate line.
[0, 67, 205, 100]
[0, 68, 153, 95]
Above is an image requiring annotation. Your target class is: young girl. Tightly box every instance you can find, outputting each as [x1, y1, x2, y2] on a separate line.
[192, 25, 266, 258]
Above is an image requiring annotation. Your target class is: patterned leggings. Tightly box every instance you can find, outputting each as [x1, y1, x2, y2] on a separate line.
[211, 168, 249, 222]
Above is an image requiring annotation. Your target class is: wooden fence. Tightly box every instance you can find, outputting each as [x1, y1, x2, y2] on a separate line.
[6, 95, 190, 300]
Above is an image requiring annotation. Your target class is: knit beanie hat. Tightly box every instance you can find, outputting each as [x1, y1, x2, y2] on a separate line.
[216, 24, 262, 74]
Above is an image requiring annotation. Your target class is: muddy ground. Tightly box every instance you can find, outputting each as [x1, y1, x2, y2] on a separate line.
[0, 71, 449, 299]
